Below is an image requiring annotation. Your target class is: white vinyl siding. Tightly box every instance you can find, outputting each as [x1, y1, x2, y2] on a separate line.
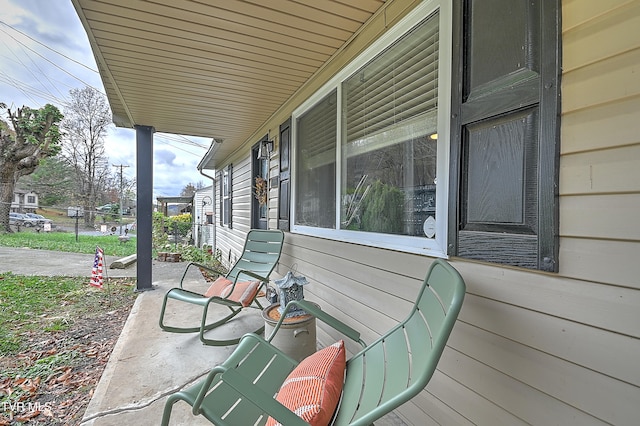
[214, 0, 639, 424]
[216, 157, 250, 268]
[273, 1, 640, 424]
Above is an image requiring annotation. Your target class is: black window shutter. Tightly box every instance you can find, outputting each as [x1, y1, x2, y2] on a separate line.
[448, 0, 561, 271]
[227, 163, 233, 229]
[217, 170, 223, 226]
[278, 118, 291, 231]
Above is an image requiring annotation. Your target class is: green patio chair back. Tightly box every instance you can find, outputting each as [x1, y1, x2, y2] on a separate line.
[335, 258, 465, 425]
[160, 258, 465, 425]
[226, 231, 283, 283]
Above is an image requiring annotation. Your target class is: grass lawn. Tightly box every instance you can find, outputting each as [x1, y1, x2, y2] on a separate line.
[0, 274, 136, 356]
[0, 232, 136, 258]
[0, 223, 139, 424]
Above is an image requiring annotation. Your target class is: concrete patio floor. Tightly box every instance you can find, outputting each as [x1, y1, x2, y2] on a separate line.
[79, 260, 407, 425]
[0, 246, 406, 425]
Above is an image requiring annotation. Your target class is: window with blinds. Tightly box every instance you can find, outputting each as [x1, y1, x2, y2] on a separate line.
[343, 14, 439, 147]
[342, 13, 439, 237]
[292, 0, 450, 256]
[295, 90, 337, 229]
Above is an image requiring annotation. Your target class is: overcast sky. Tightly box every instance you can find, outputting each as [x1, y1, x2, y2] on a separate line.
[0, 0, 211, 199]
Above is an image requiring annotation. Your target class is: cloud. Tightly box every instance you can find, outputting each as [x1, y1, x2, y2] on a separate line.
[0, 0, 101, 107]
[8, 0, 85, 50]
[155, 149, 177, 166]
[103, 128, 210, 198]
[154, 146, 209, 197]
[0, 0, 211, 199]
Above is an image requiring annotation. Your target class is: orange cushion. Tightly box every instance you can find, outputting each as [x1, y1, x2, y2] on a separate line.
[266, 340, 345, 426]
[204, 276, 232, 298]
[204, 276, 260, 307]
[225, 280, 260, 307]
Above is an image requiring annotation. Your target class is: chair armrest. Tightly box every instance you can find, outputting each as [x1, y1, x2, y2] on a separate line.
[233, 269, 269, 283]
[179, 261, 226, 290]
[221, 368, 309, 426]
[192, 365, 227, 415]
[269, 300, 366, 348]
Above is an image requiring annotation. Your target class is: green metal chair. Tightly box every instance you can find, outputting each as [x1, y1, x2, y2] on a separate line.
[160, 258, 466, 425]
[159, 229, 284, 346]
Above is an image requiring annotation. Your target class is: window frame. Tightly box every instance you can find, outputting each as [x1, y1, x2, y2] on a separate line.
[291, 0, 452, 257]
[220, 164, 232, 228]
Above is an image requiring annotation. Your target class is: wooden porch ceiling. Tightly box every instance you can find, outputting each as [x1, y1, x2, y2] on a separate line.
[71, 0, 386, 165]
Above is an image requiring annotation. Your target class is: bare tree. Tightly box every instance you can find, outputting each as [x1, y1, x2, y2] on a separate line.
[0, 102, 63, 233]
[180, 181, 205, 197]
[61, 88, 112, 228]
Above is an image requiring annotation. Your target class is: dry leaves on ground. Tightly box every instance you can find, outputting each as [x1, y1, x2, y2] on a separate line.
[0, 279, 137, 425]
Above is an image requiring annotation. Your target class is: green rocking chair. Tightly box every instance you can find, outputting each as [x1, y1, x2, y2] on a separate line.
[161, 258, 466, 425]
[159, 229, 284, 346]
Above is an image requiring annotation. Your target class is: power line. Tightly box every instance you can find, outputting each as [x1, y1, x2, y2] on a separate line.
[155, 138, 205, 158]
[0, 26, 103, 94]
[0, 23, 99, 110]
[0, 33, 68, 104]
[0, 21, 99, 73]
[0, 71, 40, 106]
[0, 71, 73, 107]
[22, 44, 68, 102]
[0, 21, 208, 167]
[0, 36, 50, 101]
[156, 132, 209, 148]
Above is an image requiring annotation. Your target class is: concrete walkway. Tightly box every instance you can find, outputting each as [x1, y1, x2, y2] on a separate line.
[0, 247, 406, 425]
[0, 246, 137, 278]
[80, 261, 265, 425]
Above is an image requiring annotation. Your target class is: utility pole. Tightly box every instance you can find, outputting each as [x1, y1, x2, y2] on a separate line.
[112, 164, 130, 235]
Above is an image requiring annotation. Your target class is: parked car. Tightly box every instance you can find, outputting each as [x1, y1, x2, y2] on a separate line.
[24, 213, 53, 226]
[9, 212, 22, 226]
[9, 212, 37, 227]
[97, 203, 123, 214]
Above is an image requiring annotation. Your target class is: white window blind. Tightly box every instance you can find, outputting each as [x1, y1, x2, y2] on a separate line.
[344, 14, 439, 150]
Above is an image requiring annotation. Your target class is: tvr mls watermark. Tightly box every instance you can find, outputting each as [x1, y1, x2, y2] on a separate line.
[3, 401, 52, 413]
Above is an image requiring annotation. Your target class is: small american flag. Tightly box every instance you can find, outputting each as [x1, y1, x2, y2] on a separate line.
[90, 246, 105, 288]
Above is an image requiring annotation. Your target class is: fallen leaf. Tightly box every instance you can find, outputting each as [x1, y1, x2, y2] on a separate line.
[15, 410, 41, 421]
[55, 367, 73, 384]
[18, 377, 41, 395]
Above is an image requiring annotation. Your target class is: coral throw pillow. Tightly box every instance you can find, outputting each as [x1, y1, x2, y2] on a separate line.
[266, 340, 346, 426]
[225, 280, 260, 307]
[204, 276, 259, 307]
[203, 276, 232, 298]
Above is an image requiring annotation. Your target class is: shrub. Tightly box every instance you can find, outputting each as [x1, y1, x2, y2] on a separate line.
[360, 180, 404, 234]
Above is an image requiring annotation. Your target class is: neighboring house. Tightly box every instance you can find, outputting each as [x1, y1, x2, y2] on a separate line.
[75, 1, 640, 424]
[11, 189, 38, 213]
